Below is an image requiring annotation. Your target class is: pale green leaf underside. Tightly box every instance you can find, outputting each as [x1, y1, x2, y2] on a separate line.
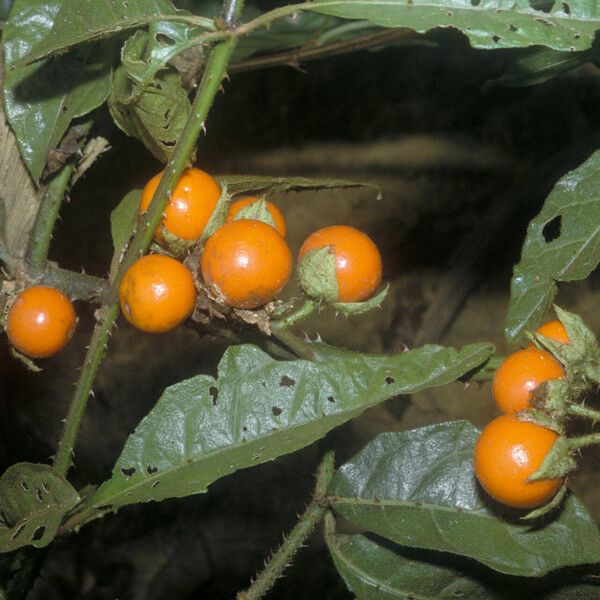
[505, 150, 600, 343]
[306, 0, 600, 51]
[329, 422, 600, 576]
[89, 342, 492, 509]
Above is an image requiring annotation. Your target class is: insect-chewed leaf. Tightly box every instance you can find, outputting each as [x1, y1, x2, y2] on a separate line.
[0, 462, 79, 552]
[17, 0, 208, 65]
[108, 30, 192, 163]
[327, 531, 600, 600]
[88, 342, 492, 510]
[3, 0, 113, 182]
[505, 151, 600, 344]
[328, 422, 600, 577]
[218, 175, 381, 197]
[305, 0, 599, 52]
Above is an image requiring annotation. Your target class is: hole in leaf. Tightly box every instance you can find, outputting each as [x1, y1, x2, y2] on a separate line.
[562, 1, 570, 13]
[151, 481, 160, 488]
[121, 467, 136, 477]
[574, 33, 581, 39]
[242, 426, 248, 432]
[98, 505, 112, 511]
[209, 386, 219, 405]
[21, 481, 29, 491]
[62, 105, 68, 113]
[280, 375, 295, 387]
[32, 526, 45, 541]
[470, 0, 480, 5]
[272, 406, 283, 416]
[492, 35, 501, 43]
[11, 524, 26, 540]
[36, 489, 43, 502]
[327, 396, 335, 403]
[542, 215, 562, 242]
[147, 466, 158, 474]
[509, 23, 518, 32]
[385, 376, 395, 385]
[446, 10, 453, 16]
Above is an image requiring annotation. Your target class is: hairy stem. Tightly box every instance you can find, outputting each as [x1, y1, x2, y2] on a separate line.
[567, 433, 600, 450]
[27, 164, 75, 276]
[270, 327, 317, 361]
[53, 12, 242, 477]
[237, 450, 335, 600]
[230, 27, 414, 74]
[565, 403, 600, 422]
[272, 299, 316, 329]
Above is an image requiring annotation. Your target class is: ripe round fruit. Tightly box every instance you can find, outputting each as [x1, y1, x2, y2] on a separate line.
[7, 286, 76, 358]
[201, 220, 292, 309]
[533, 320, 570, 345]
[493, 348, 565, 414]
[226, 196, 287, 237]
[299, 225, 382, 303]
[474, 415, 562, 509]
[119, 254, 196, 333]
[139, 167, 221, 243]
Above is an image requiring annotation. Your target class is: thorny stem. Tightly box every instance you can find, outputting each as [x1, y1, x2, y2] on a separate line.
[565, 403, 600, 423]
[567, 433, 600, 451]
[272, 299, 317, 329]
[52, 7, 243, 477]
[0, 197, 9, 270]
[236, 450, 335, 600]
[270, 327, 317, 361]
[27, 164, 76, 276]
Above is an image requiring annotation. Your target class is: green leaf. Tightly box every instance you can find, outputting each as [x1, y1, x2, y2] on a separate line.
[218, 174, 381, 197]
[0, 463, 79, 552]
[88, 342, 492, 510]
[18, 0, 209, 66]
[328, 531, 600, 600]
[305, 0, 600, 51]
[505, 151, 600, 344]
[495, 47, 595, 88]
[110, 189, 142, 278]
[328, 422, 600, 577]
[3, 0, 113, 181]
[108, 30, 192, 163]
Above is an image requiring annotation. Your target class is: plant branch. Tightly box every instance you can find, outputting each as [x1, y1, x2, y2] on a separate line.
[52, 11, 242, 477]
[0, 196, 10, 270]
[272, 299, 316, 329]
[270, 326, 317, 361]
[230, 27, 414, 73]
[237, 450, 335, 600]
[567, 433, 600, 450]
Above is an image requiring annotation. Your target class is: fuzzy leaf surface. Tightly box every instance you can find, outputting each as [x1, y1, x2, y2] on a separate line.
[505, 150, 600, 344]
[0, 463, 79, 552]
[89, 342, 492, 509]
[3, 0, 112, 181]
[306, 0, 600, 51]
[328, 422, 600, 576]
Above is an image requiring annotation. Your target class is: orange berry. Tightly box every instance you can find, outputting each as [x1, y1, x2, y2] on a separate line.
[7, 286, 76, 358]
[299, 225, 382, 302]
[474, 415, 562, 509]
[529, 320, 570, 346]
[226, 196, 287, 237]
[201, 220, 292, 309]
[493, 348, 565, 414]
[119, 254, 196, 333]
[139, 168, 221, 243]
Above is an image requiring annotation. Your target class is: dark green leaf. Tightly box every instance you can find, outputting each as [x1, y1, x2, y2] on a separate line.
[305, 0, 600, 51]
[88, 342, 492, 509]
[218, 174, 381, 197]
[0, 463, 79, 551]
[108, 30, 192, 163]
[0, 0, 14, 20]
[3, 0, 113, 181]
[18, 0, 209, 66]
[328, 422, 600, 576]
[328, 531, 600, 600]
[110, 189, 142, 278]
[505, 151, 600, 344]
[495, 47, 595, 88]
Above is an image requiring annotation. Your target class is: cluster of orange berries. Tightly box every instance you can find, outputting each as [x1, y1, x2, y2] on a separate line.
[4, 168, 383, 357]
[474, 320, 569, 509]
